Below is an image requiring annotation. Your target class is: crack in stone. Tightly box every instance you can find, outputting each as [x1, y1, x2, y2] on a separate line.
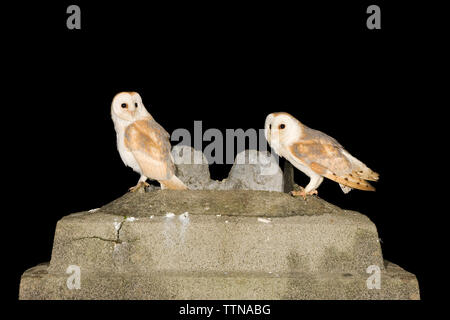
[73, 235, 122, 244]
[73, 216, 128, 244]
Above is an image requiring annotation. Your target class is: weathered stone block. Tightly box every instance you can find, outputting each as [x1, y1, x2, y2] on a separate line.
[20, 262, 419, 300]
[19, 190, 419, 300]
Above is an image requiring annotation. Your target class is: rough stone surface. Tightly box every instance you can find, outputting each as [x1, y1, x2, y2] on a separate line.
[100, 190, 341, 217]
[172, 145, 211, 190]
[47, 193, 382, 275]
[20, 261, 419, 300]
[227, 150, 283, 192]
[19, 190, 420, 300]
[172, 146, 283, 192]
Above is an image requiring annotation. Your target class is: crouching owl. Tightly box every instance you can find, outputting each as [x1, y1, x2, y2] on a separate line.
[265, 112, 379, 198]
[111, 92, 187, 192]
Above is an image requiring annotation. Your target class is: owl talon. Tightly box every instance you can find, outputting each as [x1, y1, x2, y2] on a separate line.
[290, 189, 318, 200]
[129, 181, 150, 193]
[309, 190, 318, 197]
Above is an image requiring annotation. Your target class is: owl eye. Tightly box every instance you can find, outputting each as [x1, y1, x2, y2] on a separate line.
[269, 124, 272, 129]
[134, 103, 138, 108]
[279, 124, 286, 129]
[121, 103, 128, 109]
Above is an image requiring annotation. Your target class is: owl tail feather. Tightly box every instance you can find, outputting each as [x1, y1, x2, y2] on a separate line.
[310, 162, 376, 192]
[160, 176, 188, 190]
[342, 151, 379, 181]
[324, 171, 376, 192]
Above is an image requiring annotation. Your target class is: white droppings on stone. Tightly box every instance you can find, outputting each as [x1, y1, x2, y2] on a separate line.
[163, 214, 176, 247]
[225, 220, 229, 224]
[216, 214, 221, 217]
[88, 208, 100, 213]
[126, 217, 137, 222]
[113, 221, 121, 231]
[150, 215, 154, 219]
[179, 212, 189, 222]
[178, 212, 190, 242]
[113, 242, 126, 253]
[258, 217, 272, 224]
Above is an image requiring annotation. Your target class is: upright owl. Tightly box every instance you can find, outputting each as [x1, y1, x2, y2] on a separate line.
[265, 112, 379, 198]
[111, 92, 187, 192]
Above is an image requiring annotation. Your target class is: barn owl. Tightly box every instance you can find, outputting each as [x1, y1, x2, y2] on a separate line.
[265, 112, 379, 198]
[111, 92, 187, 192]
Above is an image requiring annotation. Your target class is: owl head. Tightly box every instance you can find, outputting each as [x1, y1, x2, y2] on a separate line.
[111, 92, 151, 122]
[265, 112, 302, 149]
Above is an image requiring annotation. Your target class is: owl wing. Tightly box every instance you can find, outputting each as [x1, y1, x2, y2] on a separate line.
[288, 129, 376, 191]
[124, 119, 175, 181]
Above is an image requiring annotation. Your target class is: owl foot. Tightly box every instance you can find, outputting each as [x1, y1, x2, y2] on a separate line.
[129, 181, 150, 193]
[290, 189, 318, 200]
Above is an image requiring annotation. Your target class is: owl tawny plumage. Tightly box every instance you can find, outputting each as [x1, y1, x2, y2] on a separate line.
[265, 112, 379, 198]
[111, 92, 187, 192]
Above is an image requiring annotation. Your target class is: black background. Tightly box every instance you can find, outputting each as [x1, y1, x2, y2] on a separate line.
[6, 0, 440, 315]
